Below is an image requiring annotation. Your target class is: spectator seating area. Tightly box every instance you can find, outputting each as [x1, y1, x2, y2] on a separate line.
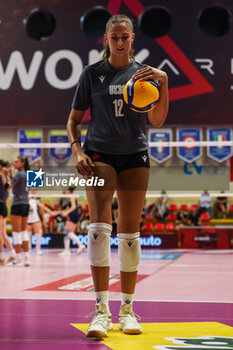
[141, 201, 233, 235]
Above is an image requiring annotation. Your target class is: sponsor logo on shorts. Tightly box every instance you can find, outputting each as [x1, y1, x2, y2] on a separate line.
[142, 155, 148, 163]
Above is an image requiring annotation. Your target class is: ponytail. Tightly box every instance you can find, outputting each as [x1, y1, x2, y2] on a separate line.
[17, 157, 30, 171]
[23, 157, 30, 171]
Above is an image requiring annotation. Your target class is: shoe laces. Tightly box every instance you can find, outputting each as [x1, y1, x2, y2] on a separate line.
[121, 308, 141, 322]
[86, 309, 109, 328]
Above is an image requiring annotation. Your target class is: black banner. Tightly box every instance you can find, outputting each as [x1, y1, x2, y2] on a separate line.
[0, 0, 232, 125]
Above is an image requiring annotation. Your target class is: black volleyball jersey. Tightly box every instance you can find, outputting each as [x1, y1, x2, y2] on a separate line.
[0, 174, 9, 203]
[72, 59, 149, 154]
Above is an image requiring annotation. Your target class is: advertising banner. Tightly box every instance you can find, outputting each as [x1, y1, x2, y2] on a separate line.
[177, 128, 202, 163]
[207, 128, 232, 162]
[148, 128, 172, 163]
[0, 0, 232, 126]
[49, 129, 72, 163]
[18, 129, 42, 164]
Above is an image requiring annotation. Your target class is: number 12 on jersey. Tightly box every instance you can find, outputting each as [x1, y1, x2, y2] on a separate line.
[113, 99, 124, 117]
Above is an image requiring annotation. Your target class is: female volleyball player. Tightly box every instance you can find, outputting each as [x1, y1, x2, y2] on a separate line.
[59, 186, 85, 256]
[0, 161, 16, 265]
[27, 190, 60, 255]
[7, 157, 31, 266]
[67, 14, 168, 337]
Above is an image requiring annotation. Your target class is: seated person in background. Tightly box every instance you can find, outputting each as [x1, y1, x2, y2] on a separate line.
[80, 214, 90, 234]
[176, 207, 189, 227]
[150, 196, 168, 222]
[160, 190, 168, 205]
[199, 189, 212, 217]
[213, 191, 227, 218]
[112, 198, 118, 220]
[141, 199, 147, 219]
[188, 207, 200, 226]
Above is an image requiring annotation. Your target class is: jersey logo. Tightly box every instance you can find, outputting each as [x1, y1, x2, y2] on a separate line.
[99, 75, 106, 83]
[142, 155, 148, 163]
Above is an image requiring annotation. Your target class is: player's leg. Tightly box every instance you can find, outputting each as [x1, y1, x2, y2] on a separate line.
[0, 216, 5, 264]
[65, 220, 85, 254]
[11, 214, 24, 265]
[116, 166, 149, 334]
[33, 222, 43, 255]
[2, 216, 16, 264]
[85, 162, 117, 338]
[26, 224, 33, 251]
[21, 209, 30, 266]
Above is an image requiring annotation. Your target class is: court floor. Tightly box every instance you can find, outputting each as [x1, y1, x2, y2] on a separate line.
[1, 248, 233, 349]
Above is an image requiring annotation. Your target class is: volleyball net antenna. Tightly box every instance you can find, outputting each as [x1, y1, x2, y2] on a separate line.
[1, 140, 232, 199]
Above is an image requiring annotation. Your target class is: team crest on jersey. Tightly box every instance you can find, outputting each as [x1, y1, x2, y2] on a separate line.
[99, 75, 106, 83]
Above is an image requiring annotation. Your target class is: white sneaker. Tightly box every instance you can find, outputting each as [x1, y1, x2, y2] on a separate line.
[36, 250, 43, 255]
[14, 260, 23, 267]
[24, 256, 31, 267]
[6, 256, 16, 265]
[86, 304, 113, 338]
[59, 250, 71, 256]
[76, 245, 85, 255]
[118, 304, 143, 334]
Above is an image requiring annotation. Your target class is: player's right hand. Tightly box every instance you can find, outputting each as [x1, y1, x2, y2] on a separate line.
[75, 151, 95, 177]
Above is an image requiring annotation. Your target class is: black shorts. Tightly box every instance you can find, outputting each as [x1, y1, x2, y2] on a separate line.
[68, 213, 80, 224]
[85, 150, 150, 173]
[11, 204, 30, 217]
[0, 203, 8, 218]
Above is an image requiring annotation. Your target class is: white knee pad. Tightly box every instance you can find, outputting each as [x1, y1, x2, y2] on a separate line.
[88, 222, 112, 267]
[12, 231, 22, 245]
[117, 232, 141, 272]
[22, 231, 29, 242]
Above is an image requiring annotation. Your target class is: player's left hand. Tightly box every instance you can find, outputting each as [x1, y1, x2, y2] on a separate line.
[132, 66, 167, 83]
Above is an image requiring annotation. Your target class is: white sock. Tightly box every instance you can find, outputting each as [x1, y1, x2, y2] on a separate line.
[36, 231, 42, 251]
[9, 248, 16, 258]
[121, 293, 134, 306]
[24, 251, 30, 259]
[95, 290, 109, 309]
[16, 252, 21, 262]
[64, 237, 70, 251]
[28, 231, 32, 250]
[68, 232, 82, 247]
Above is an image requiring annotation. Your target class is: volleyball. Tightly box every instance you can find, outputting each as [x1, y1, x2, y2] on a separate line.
[123, 78, 160, 113]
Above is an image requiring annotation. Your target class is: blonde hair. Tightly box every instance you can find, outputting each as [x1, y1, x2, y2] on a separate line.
[102, 14, 135, 60]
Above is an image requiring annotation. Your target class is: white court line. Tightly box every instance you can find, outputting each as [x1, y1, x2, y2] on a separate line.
[0, 297, 233, 304]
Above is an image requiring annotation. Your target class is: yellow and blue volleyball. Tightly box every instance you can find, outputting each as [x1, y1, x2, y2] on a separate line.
[123, 78, 160, 113]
